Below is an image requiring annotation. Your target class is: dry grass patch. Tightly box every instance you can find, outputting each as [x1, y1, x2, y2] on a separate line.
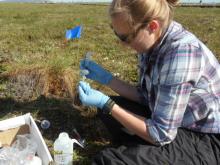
[3, 67, 79, 101]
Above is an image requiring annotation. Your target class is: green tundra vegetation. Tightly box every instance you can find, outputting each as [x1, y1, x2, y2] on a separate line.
[0, 3, 219, 164]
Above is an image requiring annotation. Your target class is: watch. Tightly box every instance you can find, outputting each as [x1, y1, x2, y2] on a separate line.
[102, 98, 116, 115]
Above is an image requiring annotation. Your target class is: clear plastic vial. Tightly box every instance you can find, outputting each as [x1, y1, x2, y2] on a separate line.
[79, 52, 92, 81]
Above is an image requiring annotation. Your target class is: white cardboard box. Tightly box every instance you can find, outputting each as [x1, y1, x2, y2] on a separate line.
[0, 113, 53, 165]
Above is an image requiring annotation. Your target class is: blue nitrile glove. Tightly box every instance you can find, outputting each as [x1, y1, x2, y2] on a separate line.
[80, 59, 113, 85]
[78, 81, 109, 109]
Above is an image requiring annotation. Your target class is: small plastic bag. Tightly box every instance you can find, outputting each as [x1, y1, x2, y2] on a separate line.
[0, 134, 38, 165]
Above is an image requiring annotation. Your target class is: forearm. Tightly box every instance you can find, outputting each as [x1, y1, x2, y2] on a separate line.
[111, 103, 154, 144]
[108, 77, 141, 103]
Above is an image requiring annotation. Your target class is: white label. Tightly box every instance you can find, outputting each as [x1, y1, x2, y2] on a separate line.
[54, 153, 72, 165]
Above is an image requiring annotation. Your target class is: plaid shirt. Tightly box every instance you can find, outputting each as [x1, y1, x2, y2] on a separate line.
[139, 21, 220, 146]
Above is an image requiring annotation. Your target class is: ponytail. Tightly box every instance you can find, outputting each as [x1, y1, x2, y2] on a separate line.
[109, 0, 180, 32]
[166, 0, 180, 7]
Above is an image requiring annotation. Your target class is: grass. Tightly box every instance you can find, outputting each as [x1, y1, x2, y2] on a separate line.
[0, 3, 220, 164]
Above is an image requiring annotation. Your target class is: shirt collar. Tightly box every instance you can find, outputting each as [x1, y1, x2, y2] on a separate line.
[140, 21, 176, 63]
[152, 21, 176, 54]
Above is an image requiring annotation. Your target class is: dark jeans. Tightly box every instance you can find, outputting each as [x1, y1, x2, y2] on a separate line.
[93, 96, 220, 165]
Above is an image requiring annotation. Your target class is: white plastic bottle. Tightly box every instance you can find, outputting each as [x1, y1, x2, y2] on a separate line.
[54, 132, 73, 165]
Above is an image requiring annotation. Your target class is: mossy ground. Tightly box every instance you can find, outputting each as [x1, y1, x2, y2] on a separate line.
[0, 3, 220, 164]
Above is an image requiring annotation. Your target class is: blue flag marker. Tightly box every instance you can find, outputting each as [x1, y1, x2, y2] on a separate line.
[65, 25, 82, 40]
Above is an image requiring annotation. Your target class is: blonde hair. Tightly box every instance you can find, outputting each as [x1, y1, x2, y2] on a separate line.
[109, 0, 179, 32]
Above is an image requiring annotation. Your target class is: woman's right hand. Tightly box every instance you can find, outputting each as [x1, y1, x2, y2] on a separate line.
[80, 59, 113, 85]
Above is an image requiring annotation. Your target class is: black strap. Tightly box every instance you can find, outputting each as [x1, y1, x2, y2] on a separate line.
[102, 98, 116, 115]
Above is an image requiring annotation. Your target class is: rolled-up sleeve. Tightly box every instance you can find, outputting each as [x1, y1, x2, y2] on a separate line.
[146, 83, 193, 146]
[145, 44, 202, 146]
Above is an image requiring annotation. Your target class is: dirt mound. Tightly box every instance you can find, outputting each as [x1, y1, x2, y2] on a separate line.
[5, 68, 79, 102]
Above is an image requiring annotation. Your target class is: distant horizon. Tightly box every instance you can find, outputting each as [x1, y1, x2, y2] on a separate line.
[0, 0, 220, 3]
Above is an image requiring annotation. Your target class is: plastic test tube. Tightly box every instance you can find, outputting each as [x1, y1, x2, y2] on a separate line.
[80, 52, 93, 80]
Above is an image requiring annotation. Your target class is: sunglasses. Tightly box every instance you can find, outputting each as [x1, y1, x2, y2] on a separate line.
[113, 30, 135, 43]
[110, 24, 145, 43]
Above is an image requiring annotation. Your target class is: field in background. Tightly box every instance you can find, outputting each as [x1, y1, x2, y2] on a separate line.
[0, 3, 220, 164]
